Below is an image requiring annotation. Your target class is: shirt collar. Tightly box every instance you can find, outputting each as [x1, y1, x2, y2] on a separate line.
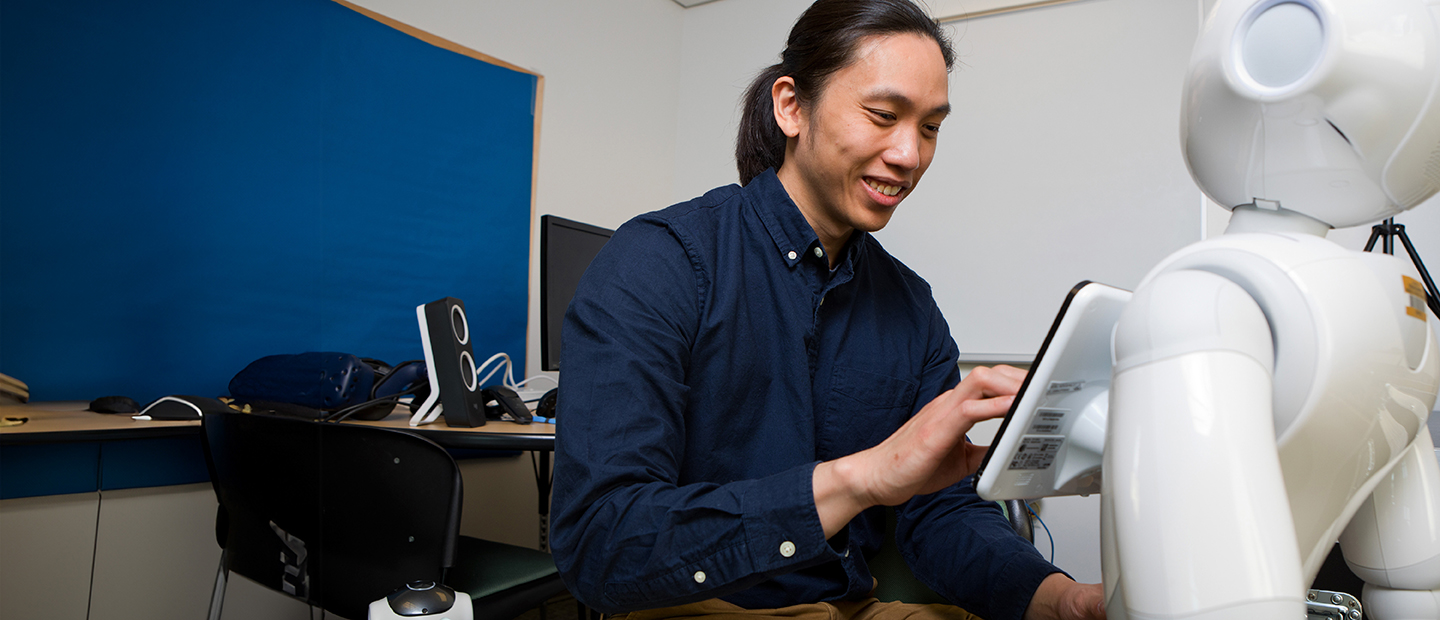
[745, 168, 867, 269]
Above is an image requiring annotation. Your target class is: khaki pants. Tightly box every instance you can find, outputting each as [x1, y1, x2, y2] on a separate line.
[612, 597, 983, 620]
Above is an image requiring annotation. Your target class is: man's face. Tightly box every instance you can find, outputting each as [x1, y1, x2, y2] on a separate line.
[777, 33, 951, 245]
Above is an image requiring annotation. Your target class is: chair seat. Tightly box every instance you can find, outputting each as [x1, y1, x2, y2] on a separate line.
[447, 536, 569, 620]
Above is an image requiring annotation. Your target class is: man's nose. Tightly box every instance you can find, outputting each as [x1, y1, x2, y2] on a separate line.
[882, 126, 921, 171]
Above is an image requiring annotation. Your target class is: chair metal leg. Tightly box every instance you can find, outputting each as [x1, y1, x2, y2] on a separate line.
[208, 549, 228, 620]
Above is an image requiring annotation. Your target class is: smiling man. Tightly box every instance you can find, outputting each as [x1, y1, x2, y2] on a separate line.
[772, 31, 949, 265]
[552, 2, 1104, 620]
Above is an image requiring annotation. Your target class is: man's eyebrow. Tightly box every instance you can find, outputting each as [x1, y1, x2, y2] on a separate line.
[862, 87, 951, 117]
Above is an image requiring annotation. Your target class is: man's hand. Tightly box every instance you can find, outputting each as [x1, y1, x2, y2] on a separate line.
[813, 365, 1026, 537]
[1024, 574, 1106, 620]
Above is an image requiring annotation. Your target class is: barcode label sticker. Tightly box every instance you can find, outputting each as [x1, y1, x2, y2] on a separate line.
[1028, 409, 1068, 434]
[1008, 436, 1064, 471]
[1405, 276, 1427, 320]
[1047, 380, 1085, 394]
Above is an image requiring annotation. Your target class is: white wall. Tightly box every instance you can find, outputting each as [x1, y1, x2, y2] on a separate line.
[672, 0, 813, 200]
[341, 0, 687, 381]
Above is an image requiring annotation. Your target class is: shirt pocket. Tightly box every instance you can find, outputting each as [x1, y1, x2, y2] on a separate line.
[819, 366, 919, 458]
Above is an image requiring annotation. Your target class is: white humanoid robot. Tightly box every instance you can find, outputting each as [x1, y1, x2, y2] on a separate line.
[1109, 0, 1440, 618]
[978, 0, 1440, 618]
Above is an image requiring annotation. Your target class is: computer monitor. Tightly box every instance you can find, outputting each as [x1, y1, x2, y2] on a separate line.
[540, 215, 615, 372]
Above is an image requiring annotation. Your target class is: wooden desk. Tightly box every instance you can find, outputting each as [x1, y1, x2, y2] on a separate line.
[0, 402, 200, 445]
[0, 402, 555, 450]
[348, 408, 555, 451]
[0, 401, 559, 617]
[0, 402, 559, 546]
[0, 402, 216, 620]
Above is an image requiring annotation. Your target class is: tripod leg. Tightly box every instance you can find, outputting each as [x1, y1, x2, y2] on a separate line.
[1365, 224, 1384, 252]
[1393, 226, 1440, 317]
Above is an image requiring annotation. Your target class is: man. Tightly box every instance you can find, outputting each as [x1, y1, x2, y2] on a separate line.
[552, 1, 1105, 619]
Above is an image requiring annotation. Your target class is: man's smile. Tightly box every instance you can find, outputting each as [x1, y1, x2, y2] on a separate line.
[864, 178, 905, 197]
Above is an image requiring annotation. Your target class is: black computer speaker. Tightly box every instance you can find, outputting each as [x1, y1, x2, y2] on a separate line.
[413, 297, 486, 427]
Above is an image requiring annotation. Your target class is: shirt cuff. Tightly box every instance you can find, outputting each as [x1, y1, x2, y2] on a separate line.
[740, 461, 844, 575]
[993, 553, 1069, 620]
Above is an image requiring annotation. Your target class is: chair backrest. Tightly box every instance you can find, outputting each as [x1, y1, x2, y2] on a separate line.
[871, 501, 1035, 604]
[203, 410, 464, 619]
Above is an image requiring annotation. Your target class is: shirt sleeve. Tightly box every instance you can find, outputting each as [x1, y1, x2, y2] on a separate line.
[894, 297, 1066, 620]
[550, 218, 844, 613]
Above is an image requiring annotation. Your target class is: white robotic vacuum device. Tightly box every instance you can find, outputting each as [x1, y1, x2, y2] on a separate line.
[368, 581, 473, 620]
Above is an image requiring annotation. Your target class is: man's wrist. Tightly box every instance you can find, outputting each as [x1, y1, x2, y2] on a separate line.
[1024, 573, 1072, 620]
[1024, 573, 1106, 620]
[812, 458, 869, 538]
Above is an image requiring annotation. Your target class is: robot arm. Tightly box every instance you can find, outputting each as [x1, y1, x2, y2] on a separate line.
[1104, 269, 1305, 620]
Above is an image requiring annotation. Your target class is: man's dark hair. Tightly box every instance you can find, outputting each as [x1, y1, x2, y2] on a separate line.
[735, 0, 955, 185]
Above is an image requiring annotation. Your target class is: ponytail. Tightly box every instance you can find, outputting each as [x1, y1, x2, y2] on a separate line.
[736, 64, 790, 186]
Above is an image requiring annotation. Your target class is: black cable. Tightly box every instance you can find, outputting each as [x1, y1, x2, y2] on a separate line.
[325, 383, 426, 423]
[369, 359, 423, 400]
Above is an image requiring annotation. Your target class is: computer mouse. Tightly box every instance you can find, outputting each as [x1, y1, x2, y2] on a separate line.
[89, 395, 140, 414]
[536, 388, 558, 421]
[133, 395, 230, 421]
[481, 385, 532, 424]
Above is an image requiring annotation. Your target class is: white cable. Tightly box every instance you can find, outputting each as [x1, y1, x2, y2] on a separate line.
[469, 352, 559, 392]
[474, 352, 510, 388]
[514, 374, 559, 391]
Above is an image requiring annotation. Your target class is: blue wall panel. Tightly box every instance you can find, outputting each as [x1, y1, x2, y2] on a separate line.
[0, 442, 101, 500]
[1, 0, 535, 403]
[100, 436, 209, 491]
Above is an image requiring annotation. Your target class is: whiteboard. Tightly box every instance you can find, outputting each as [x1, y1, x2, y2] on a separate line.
[876, 0, 1203, 360]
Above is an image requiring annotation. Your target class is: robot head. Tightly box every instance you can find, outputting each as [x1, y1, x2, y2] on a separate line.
[1182, 0, 1440, 229]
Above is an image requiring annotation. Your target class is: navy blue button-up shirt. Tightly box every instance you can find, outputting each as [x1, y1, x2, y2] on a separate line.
[552, 170, 1060, 619]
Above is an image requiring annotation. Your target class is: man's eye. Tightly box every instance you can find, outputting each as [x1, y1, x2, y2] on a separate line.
[925, 124, 942, 135]
[869, 109, 897, 122]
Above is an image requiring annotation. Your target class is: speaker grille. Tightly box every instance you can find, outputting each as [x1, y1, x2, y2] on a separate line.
[459, 350, 477, 391]
[451, 304, 469, 345]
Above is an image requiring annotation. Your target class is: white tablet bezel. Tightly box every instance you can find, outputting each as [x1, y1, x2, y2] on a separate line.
[975, 281, 1131, 501]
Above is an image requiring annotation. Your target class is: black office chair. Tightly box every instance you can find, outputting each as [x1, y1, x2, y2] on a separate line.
[870, 500, 1035, 604]
[202, 410, 568, 620]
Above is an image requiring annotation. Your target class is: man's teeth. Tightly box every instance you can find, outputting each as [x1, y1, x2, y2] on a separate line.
[866, 180, 901, 197]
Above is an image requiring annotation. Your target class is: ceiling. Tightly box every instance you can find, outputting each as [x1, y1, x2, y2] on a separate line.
[667, 0, 1085, 21]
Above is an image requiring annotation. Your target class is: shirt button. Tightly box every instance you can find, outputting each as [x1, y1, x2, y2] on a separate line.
[693, 570, 707, 584]
[780, 541, 796, 558]
[813, 247, 824, 258]
[787, 250, 798, 260]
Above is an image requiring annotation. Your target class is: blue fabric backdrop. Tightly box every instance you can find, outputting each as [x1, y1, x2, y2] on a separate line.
[0, 0, 535, 403]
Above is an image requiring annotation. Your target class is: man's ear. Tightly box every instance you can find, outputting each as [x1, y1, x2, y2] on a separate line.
[772, 76, 803, 139]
